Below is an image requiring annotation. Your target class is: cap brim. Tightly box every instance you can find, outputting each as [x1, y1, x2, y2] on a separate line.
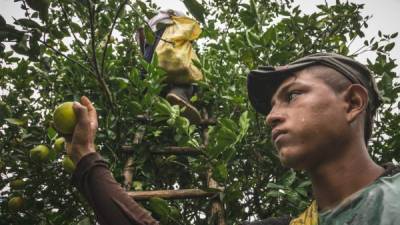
[247, 61, 316, 115]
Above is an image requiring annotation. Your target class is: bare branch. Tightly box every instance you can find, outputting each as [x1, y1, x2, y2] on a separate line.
[128, 189, 219, 200]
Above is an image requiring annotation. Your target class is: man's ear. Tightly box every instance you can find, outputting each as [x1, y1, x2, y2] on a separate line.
[343, 84, 368, 123]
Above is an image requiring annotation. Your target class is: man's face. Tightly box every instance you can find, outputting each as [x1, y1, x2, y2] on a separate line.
[266, 69, 349, 170]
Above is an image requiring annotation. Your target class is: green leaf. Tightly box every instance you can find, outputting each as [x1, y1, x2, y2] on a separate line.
[15, 19, 43, 30]
[238, 111, 249, 139]
[298, 180, 312, 188]
[371, 42, 378, 50]
[384, 42, 395, 52]
[183, 0, 206, 24]
[5, 118, 26, 126]
[155, 99, 173, 114]
[262, 27, 276, 45]
[132, 181, 143, 191]
[127, 101, 143, 115]
[25, 0, 50, 12]
[212, 162, 228, 182]
[0, 43, 4, 53]
[192, 59, 202, 70]
[390, 32, 398, 39]
[282, 170, 296, 186]
[70, 22, 81, 33]
[220, 118, 238, 132]
[76, 217, 91, 225]
[144, 25, 155, 44]
[0, 15, 6, 27]
[110, 77, 129, 90]
[47, 127, 57, 140]
[149, 197, 170, 217]
[266, 190, 280, 198]
[266, 183, 284, 189]
[11, 35, 29, 55]
[249, 0, 258, 21]
[239, 8, 256, 28]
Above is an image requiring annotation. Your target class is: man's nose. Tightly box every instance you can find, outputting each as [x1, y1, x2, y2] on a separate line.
[265, 106, 285, 128]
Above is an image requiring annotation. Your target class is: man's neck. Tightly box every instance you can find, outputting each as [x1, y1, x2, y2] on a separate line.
[308, 144, 384, 211]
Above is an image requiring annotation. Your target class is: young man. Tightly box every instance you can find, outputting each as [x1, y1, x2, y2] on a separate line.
[245, 53, 400, 225]
[66, 53, 400, 225]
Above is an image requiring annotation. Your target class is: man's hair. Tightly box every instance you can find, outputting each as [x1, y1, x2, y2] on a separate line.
[304, 65, 375, 144]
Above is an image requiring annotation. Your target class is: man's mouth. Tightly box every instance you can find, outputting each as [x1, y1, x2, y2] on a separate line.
[271, 129, 286, 143]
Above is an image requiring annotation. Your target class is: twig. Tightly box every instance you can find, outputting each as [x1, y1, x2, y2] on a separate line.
[88, 0, 100, 77]
[127, 2, 155, 30]
[59, 1, 90, 60]
[87, 0, 115, 111]
[100, 0, 129, 77]
[38, 39, 94, 75]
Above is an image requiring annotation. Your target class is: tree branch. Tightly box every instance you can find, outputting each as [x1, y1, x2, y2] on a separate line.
[59, 1, 90, 60]
[88, 0, 100, 77]
[87, 0, 115, 111]
[38, 39, 94, 76]
[100, 0, 128, 77]
[128, 189, 218, 200]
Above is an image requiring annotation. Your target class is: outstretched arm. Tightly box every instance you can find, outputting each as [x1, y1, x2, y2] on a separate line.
[66, 96, 159, 225]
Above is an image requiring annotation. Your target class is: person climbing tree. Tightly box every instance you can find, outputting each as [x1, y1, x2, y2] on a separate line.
[136, 9, 204, 124]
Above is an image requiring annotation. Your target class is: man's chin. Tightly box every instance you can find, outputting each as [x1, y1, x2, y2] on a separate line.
[278, 150, 306, 170]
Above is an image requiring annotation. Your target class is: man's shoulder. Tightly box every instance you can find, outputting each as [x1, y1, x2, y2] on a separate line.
[242, 164, 400, 225]
[241, 216, 291, 225]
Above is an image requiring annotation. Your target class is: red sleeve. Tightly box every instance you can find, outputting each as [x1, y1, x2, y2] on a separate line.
[71, 152, 159, 225]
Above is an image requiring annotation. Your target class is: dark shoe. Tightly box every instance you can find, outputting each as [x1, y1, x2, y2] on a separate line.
[166, 85, 202, 124]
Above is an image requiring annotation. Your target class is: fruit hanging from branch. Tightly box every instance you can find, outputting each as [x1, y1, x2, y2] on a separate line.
[30, 145, 50, 162]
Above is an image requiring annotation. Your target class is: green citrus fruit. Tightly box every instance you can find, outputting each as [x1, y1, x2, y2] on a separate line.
[8, 196, 24, 211]
[54, 137, 65, 153]
[62, 155, 76, 173]
[10, 179, 25, 189]
[30, 145, 50, 162]
[53, 102, 77, 134]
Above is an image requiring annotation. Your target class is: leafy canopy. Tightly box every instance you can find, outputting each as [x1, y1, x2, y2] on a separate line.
[0, 0, 398, 224]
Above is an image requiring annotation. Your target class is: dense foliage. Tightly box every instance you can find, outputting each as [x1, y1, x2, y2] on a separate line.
[0, 0, 398, 224]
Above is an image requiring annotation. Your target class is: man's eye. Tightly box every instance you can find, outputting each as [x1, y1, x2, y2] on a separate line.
[287, 91, 301, 102]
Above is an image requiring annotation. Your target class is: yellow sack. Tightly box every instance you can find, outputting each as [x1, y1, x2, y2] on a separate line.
[290, 201, 319, 225]
[155, 16, 203, 84]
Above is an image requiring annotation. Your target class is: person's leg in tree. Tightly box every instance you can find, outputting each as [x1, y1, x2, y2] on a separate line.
[166, 84, 202, 124]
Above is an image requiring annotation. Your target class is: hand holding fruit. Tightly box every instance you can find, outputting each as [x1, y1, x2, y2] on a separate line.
[53, 96, 98, 164]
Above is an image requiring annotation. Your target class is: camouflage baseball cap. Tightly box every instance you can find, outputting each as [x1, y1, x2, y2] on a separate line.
[247, 52, 382, 115]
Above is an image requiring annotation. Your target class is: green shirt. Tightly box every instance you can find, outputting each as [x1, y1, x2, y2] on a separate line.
[319, 172, 400, 225]
[290, 170, 400, 225]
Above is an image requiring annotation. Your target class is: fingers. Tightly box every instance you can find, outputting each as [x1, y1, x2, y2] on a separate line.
[73, 102, 89, 124]
[80, 96, 98, 126]
[80, 96, 94, 111]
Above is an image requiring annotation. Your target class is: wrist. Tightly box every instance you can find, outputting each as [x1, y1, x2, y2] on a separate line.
[71, 145, 96, 164]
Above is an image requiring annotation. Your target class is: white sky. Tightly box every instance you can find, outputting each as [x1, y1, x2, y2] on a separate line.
[1, 0, 399, 72]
